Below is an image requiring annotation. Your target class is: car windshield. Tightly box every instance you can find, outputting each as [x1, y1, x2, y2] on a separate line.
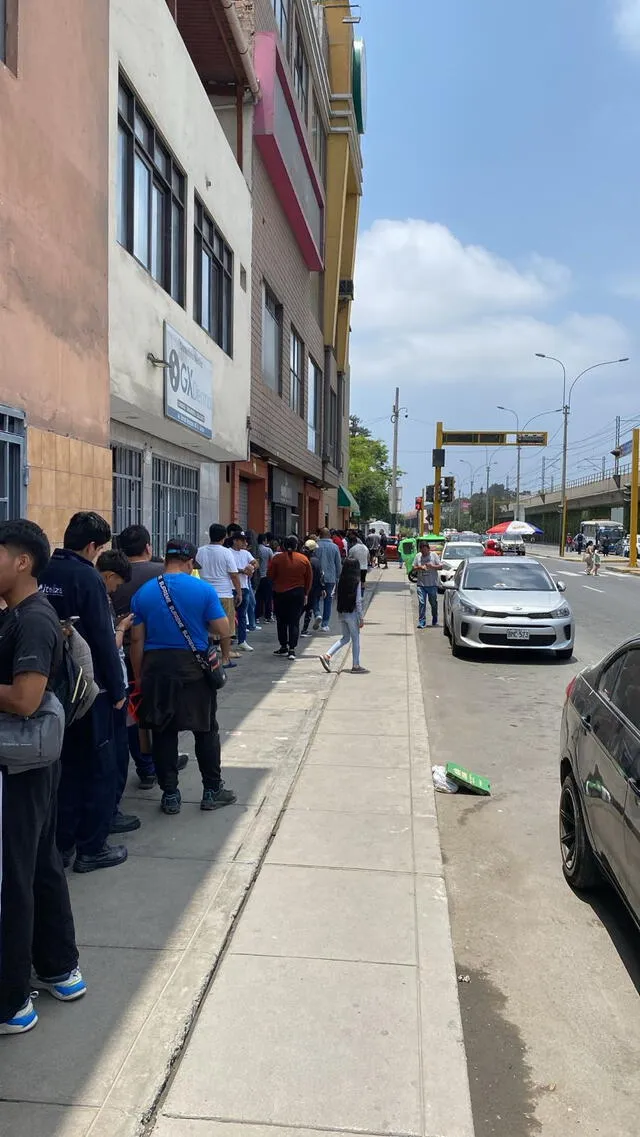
[464, 563, 555, 591]
[443, 544, 484, 560]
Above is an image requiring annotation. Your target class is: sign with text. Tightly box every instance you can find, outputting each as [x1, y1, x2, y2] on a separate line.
[163, 323, 213, 439]
[442, 430, 547, 447]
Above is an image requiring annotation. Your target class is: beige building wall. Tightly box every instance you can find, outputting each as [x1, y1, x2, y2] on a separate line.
[0, 0, 112, 547]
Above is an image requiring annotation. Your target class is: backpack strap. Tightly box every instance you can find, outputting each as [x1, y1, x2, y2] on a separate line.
[157, 576, 210, 674]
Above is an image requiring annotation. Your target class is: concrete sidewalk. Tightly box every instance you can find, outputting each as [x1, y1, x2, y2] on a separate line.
[0, 576, 473, 1137]
[152, 578, 473, 1137]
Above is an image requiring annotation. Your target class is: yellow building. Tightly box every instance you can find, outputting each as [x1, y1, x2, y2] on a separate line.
[322, 2, 365, 527]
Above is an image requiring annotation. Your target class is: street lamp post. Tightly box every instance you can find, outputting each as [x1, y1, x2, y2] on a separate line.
[535, 354, 629, 556]
[497, 405, 562, 523]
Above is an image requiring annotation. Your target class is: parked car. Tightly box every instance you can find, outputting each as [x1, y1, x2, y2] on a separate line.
[438, 540, 485, 591]
[498, 533, 526, 555]
[442, 557, 574, 658]
[559, 638, 640, 926]
[622, 535, 640, 558]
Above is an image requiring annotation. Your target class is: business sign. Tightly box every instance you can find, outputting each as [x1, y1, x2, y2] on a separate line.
[163, 323, 213, 439]
[272, 469, 302, 506]
[442, 430, 548, 447]
[619, 439, 634, 458]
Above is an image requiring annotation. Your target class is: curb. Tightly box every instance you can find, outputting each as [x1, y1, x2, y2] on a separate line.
[404, 578, 476, 1137]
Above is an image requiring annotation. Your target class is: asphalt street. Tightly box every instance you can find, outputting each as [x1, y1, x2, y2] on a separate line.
[415, 552, 640, 1137]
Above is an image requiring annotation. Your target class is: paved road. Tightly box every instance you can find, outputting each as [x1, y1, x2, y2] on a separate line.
[416, 557, 640, 1137]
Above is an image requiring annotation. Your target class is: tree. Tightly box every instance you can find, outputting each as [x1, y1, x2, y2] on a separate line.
[348, 420, 393, 522]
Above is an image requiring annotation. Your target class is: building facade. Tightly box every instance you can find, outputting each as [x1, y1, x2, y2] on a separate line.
[231, 0, 364, 536]
[108, 0, 256, 552]
[0, 0, 112, 546]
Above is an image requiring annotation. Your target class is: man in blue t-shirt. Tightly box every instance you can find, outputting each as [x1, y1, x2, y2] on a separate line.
[129, 539, 235, 816]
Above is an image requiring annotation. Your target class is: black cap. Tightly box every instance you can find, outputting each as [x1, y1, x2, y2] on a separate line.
[165, 539, 201, 569]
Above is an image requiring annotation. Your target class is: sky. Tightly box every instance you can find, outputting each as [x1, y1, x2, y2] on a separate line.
[350, 0, 640, 507]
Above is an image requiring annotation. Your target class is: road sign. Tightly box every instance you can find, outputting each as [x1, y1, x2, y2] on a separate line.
[619, 439, 634, 458]
[441, 430, 548, 447]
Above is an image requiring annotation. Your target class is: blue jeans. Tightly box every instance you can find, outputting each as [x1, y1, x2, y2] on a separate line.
[417, 584, 438, 627]
[237, 588, 249, 644]
[247, 582, 257, 629]
[327, 611, 361, 667]
[320, 582, 335, 626]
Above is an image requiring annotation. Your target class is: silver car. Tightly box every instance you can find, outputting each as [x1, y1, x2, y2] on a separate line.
[438, 541, 485, 591]
[442, 557, 574, 659]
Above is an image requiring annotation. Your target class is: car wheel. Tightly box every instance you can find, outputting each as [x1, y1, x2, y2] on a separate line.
[559, 775, 601, 889]
[556, 647, 573, 660]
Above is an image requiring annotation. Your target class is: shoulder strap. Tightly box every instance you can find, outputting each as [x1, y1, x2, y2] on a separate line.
[157, 575, 209, 674]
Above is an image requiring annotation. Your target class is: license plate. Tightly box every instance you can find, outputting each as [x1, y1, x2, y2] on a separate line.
[507, 629, 530, 641]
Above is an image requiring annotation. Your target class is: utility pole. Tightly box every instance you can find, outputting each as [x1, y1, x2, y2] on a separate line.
[601, 454, 606, 479]
[485, 461, 491, 529]
[390, 387, 400, 534]
[541, 457, 545, 494]
[631, 429, 639, 569]
[433, 421, 444, 534]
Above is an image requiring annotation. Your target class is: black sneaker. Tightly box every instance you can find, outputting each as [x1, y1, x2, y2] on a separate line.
[61, 846, 76, 869]
[200, 783, 237, 811]
[287, 651, 296, 661]
[138, 773, 157, 790]
[274, 647, 288, 656]
[300, 631, 311, 637]
[178, 753, 189, 771]
[109, 810, 141, 835]
[73, 843, 128, 873]
[161, 791, 182, 815]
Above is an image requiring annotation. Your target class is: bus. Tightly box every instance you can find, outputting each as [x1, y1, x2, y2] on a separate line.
[580, 519, 624, 549]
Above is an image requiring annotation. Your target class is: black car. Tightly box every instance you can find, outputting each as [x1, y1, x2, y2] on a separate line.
[560, 638, 640, 922]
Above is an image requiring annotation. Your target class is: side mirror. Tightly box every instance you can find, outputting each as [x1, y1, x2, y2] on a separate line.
[442, 579, 457, 590]
[557, 580, 567, 593]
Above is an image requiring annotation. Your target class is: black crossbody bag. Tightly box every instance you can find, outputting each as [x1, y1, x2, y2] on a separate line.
[157, 576, 226, 692]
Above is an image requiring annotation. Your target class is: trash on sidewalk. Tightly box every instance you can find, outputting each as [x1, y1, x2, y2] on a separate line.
[446, 762, 491, 796]
[432, 765, 459, 793]
[457, 973, 471, 983]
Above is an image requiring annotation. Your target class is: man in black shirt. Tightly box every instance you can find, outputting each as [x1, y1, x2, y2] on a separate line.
[40, 512, 127, 873]
[0, 520, 85, 1035]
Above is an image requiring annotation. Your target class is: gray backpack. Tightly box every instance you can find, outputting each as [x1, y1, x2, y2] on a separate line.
[0, 691, 66, 774]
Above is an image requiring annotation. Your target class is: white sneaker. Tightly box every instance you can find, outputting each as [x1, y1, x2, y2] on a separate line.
[321, 625, 330, 632]
[313, 616, 322, 630]
[238, 641, 254, 652]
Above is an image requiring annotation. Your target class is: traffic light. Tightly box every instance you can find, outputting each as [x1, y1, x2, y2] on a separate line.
[415, 496, 423, 512]
[425, 485, 435, 502]
[624, 485, 632, 502]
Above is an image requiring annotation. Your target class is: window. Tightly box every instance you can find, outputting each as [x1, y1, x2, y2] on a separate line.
[311, 99, 327, 182]
[152, 457, 199, 557]
[0, 410, 24, 520]
[290, 329, 304, 417]
[262, 285, 282, 392]
[117, 77, 185, 305]
[293, 23, 309, 121]
[112, 446, 143, 534]
[328, 388, 338, 467]
[611, 651, 640, 734]
[307, 359, 322, 454]
[271, 0, 290, 54]
[194, 197, 234, 356]
[598, 655, 625, 701]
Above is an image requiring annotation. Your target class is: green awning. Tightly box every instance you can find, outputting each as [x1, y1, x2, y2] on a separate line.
[338, 485, 360, 515]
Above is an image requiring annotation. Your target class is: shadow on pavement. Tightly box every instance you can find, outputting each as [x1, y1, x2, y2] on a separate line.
[0, 617, 323, 1137]
[574, 884, 640, 997]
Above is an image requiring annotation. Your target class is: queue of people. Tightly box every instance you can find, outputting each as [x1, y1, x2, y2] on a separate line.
[0, 512, 377, 1036]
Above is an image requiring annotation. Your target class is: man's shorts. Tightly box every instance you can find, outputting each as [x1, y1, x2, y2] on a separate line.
[220, 596, 236, 636]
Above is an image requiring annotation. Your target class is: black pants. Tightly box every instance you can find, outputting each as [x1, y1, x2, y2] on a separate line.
[0, 763, 78, 1021]
[274, 587, 305, 650]
[113, 704, 130, 810]
[57, 692, 116, 856]
[152, 696, 221, 795]
[255, 577, 273, 620]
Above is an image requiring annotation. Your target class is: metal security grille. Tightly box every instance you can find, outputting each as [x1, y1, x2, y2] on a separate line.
[112, 446, 143, 535]
[0, 411, 25, 521]
[238, 479, 249, 530]
[152, 457, 199, 555]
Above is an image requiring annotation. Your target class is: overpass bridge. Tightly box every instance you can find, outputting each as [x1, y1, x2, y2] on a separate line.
[520, 461, 634, 542]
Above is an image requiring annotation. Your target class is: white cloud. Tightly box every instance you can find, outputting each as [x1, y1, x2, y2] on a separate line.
[351, 219, 631, 392]
[611, 0, 640, 52]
